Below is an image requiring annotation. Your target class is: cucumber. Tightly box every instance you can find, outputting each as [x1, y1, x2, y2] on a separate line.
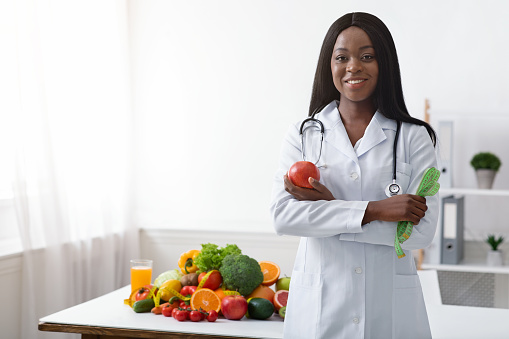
[133, 298, 155, 313]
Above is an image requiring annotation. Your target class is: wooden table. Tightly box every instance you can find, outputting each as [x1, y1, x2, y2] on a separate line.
[39, 286, 284, 339]
[40, 285, 509, 339]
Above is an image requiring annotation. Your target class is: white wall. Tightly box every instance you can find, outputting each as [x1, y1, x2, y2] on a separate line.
[128, 0, 509, 237]
[0, 255, 22, 339]
[140, 229, 299, 279]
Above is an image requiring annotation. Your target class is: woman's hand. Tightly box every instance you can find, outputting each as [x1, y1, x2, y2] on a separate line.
[363, 194, 428, 225]
[283, 174, 335, 201]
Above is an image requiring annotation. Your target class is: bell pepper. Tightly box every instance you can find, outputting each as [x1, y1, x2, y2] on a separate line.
[178, 249, 200, 274]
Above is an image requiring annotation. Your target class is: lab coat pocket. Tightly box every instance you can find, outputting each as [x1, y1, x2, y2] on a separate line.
[284, 271, 323, 339]
[393, 274, 431, 339]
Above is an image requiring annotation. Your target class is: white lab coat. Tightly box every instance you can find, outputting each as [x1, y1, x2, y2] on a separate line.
[270, 101, 438, 339]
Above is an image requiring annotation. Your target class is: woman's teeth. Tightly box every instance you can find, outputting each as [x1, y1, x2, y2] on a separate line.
[347, 80, 365, 84]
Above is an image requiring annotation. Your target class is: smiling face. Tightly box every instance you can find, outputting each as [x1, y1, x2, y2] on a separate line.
[331, 26, 379, 110]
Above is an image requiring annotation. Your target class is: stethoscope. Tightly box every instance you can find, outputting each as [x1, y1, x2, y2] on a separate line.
[299, 108, 402, 198]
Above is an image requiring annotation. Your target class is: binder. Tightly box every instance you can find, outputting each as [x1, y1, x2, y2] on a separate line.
[441, 195, 465, 265]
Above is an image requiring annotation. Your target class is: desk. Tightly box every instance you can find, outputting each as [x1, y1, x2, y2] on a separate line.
[426, 303, 509, 339]
[39, 286, 283, 339]
[40, 286, 509, 339]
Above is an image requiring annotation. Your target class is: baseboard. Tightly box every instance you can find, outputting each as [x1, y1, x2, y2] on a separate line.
[0, 252, 22, 275]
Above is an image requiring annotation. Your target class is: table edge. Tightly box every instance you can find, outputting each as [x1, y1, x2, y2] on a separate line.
[38, 321, 254, 339]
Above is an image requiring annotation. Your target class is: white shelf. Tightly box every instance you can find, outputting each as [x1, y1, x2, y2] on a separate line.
[422, 260, 509, 274]
[440, 188, 509, 197]
[427, 188, 509, 274]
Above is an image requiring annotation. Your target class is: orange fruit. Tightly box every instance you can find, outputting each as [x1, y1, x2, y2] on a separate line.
[273, 289, 289, 311]
[259, 261, 281, 286]
[190, 288, 221, 313]
[214, 288, 237, 301]
[247, 284, 275, 304]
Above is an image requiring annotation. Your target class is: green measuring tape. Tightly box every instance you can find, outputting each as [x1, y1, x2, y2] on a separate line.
[395, 167, 440, 259]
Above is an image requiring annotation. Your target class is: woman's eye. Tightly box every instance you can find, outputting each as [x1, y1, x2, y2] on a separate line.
[362, 55, 375, 61]
[335, 55, 347, 61]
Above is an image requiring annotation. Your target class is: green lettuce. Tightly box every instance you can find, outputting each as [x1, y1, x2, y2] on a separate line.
[194, 243, 242, 272]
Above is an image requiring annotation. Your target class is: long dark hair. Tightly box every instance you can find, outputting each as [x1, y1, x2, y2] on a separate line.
[309, 12, 436, 145]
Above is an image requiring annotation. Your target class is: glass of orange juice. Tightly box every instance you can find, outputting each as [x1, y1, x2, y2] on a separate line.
[130, 259, 153, 292]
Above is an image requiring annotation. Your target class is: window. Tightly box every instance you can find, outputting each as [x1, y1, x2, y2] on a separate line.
[0, 2, 21, 255]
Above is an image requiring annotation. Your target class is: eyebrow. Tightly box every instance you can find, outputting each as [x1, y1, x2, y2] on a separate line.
[334, 45, 374, 52]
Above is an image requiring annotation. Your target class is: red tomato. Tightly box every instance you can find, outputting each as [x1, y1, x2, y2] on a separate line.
[180, 285, 198, 296]
[161, 303, 174, 317]
[198, 271, 223, 290]
[287, 161, 320, 188]
[172, 307, 178, 318]
[206, 310, 218, 322]
[189, 310, 202, 322]
[135, 285, 153, 301]
[174, 310, 187, 322]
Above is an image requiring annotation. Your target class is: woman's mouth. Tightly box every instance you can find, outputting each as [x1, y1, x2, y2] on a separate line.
[345, 79, 367, 88]
[346, 79, 366, 84]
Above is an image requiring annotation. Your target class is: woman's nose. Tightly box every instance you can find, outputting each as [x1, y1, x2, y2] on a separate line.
[347, 58, 362, 73]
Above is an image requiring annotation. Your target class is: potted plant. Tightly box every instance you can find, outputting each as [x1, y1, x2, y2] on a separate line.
[470, 152, 502, 189]
[486, 234, 504, 266]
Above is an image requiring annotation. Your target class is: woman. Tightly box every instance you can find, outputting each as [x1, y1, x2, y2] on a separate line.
[270, 12, 438, 339]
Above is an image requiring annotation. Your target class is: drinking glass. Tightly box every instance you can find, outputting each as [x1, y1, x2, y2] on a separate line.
[130, 259, 153, 292]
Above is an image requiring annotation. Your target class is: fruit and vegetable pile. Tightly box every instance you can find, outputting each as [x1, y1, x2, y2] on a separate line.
[124, 243, 290, 323]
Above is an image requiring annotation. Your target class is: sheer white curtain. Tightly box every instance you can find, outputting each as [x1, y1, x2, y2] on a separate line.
[12, 1, 138, 338]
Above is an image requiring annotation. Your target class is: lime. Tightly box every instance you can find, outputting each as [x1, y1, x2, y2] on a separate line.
[247, 297, 274, 320]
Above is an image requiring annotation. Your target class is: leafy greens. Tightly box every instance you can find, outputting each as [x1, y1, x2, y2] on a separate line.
[194, 243, 242, 272]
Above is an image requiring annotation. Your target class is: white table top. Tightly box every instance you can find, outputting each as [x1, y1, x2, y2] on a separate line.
[40, 286, 509, 339]
[40, 285, 284, 338]
[427, 303, 509, 339]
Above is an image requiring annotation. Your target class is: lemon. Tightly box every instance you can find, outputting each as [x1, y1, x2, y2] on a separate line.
[158, 279, 182, 301]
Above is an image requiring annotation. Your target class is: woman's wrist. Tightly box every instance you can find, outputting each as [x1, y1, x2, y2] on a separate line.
[362, 201, 379, 225]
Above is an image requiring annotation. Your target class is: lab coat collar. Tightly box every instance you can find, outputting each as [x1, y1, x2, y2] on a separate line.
[355, 111, 397, 157]
[319, 101, 397, 161]
[314, 100, 342, 131]
[316, 101, 397, 132]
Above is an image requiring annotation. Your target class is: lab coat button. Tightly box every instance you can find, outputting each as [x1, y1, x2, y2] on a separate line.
[355, 267, 362, 274]
[353, 317, 360, 324]
[350, 172, 359, 180]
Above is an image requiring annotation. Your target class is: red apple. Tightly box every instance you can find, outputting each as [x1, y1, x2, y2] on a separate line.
[221, 295, 248, 320]
[198, 271, 223, 290]
[287, 161, 320, 188]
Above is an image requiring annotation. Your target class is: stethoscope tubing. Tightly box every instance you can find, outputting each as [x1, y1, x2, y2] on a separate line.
[299, 108, 402, 197]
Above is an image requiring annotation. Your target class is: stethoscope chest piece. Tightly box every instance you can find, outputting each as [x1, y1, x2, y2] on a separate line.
[385, 180, 402, 197]
[385, 120, 403, 197]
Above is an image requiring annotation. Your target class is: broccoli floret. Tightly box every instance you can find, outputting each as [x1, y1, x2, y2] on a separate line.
[219, 254, 264, 296]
